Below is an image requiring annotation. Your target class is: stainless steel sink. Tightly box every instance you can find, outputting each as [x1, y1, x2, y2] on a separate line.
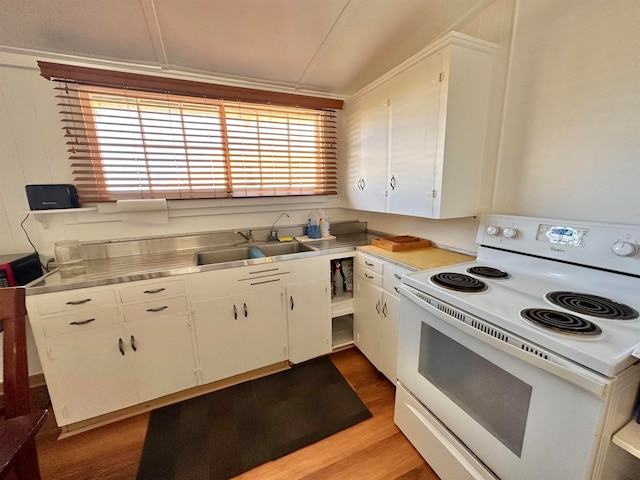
[257, 242, 313, 256]
[195, 242, 314, 265]
[196, 247, 252, 265]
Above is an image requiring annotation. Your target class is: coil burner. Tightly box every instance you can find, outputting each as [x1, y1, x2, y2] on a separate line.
[431, 272, 488, 293]
[545, 291, 639, 320]
[521, 308, 602, 336]
[467, 266, 510, 279]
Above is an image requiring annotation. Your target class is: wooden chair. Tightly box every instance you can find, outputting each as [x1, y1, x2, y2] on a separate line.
[1, 287, 48, 480]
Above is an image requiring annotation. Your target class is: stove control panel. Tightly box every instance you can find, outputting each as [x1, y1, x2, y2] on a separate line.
[478, 214, 640, 276]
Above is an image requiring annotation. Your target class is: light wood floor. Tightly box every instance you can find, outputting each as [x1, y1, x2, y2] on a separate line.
[35, 347, 439, 480]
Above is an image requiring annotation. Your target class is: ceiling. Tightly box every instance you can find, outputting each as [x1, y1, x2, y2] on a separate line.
[0, 0, 488, 97]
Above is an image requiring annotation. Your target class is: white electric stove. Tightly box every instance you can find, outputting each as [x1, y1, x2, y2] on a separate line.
[395, 214, 640, 480]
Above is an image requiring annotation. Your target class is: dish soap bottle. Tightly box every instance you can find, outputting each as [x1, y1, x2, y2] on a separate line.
[333, 261, 344, 297]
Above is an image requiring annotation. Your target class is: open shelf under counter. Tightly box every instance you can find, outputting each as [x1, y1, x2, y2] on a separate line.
[332, 314, 353, 349]
[613, 420, 640, 459]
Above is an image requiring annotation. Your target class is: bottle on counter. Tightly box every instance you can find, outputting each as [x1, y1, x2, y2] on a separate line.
[333, 261, 344, 297]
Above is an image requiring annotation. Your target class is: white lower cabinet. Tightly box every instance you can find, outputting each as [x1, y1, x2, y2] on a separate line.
[42, 325, 139, 425]
[286, 278, 331, 364]
[125, 314, 196, 402]
[26, 279, 197, 426]
[27, 255, 335, 428]
[192, 286, 287, 384]
[353, 252, 408, 382]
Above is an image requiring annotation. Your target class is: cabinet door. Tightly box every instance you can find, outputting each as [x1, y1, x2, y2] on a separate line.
[243, 287, 287, 372]
[287, 279, 331, 364]
[379, 292, 401, 383]
[42, 326, 138, 425]
[353, 277, 382, 370]
[357, 83, 391, 213]
[192, 295, 246, 384]
[126, 314, 197, 402]
[388, 54, 442, 217]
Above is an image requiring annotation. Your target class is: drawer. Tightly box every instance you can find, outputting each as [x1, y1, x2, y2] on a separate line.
[357, 268, 382, 288]
[383, 263, 411, 296]
[357, 253, 383, 274]
[122, 296, 188, 322]
[35, 289, 117, 316]
[119, 279, 185, 304]
[41, 306, 121, 337]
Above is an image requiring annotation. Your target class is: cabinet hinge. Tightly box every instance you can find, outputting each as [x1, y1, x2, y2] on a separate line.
[439, 72, 444, 82]
[194, 368, 203, 383]
[427, 189, 437, 198]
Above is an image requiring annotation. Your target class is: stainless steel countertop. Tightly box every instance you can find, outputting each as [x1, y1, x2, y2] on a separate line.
[26, 232, 375, 295]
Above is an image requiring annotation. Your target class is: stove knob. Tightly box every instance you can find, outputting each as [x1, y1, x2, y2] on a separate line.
[503, 227, 519, 239]
[612, 240, 639, 257]
[486, 225, 502, 237]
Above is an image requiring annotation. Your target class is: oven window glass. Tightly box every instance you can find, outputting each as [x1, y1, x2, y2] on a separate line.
[419, 323, 532, 457]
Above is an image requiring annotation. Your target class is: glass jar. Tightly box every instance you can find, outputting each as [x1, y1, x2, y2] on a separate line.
[54, 240, 86, 278]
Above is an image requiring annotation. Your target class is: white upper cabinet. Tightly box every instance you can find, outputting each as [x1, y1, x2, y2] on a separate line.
[343, 32, 497, 219]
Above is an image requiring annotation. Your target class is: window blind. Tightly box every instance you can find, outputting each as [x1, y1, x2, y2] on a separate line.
[41, 63, 340, 202]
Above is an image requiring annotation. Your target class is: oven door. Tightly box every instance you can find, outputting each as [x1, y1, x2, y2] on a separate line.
[396, 285, 611, 480]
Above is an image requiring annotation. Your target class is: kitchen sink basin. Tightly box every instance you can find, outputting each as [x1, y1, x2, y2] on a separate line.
[196, 247, 252, 265]
[257, 242, 313, 256]
[195, 242, 314, 266]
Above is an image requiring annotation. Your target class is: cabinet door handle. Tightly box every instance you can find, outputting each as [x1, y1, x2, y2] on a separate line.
[390, 175, 396, 190]
[361, 178, 366, 190]
[66, 298, 91, 305]
[365, 273, 374, 279]
[146, 305, 168, 312]
[143, 288, 166, 294]
[130, 335, 137, 352]
[382, 302, 388, 317]
[233, 304, 238, 320]
[394, 286, 400, 294]
[290, 296, 295, 311]
[365, 261, 374, 267]
[376, 299, 381, 314]
[244, 303, 248, 318]
[118, 338, 125, 355]
[69, 318, 96, 326]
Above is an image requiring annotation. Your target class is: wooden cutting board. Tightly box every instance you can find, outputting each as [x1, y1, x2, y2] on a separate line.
[371, 235, 431, 252]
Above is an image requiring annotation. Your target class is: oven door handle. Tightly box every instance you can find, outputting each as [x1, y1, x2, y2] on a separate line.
[399, 285, 610, 398]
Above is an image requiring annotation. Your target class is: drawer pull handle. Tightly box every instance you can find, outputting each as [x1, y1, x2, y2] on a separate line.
[143, 288, 166, 294]
[233, 304, 238, 320]
[365, 261, 374, 267]
[244, 303, 248, 318]
[69, 318, 96, 326]
[394, 274, 402, 280]
[118, 338, 125, 356]
[66, 298, 91, 305]
[365, 273, 374, 279]
[146, 306, 168, 312]
[290, 296, 295, 311]
[130, 335, 137, 352]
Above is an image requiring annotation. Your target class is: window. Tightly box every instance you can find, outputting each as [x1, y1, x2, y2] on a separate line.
[39, 62, 341, 203]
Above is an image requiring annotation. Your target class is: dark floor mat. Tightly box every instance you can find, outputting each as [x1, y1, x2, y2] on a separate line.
[137, 356, 372, 480]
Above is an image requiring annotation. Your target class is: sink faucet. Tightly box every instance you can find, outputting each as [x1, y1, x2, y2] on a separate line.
[235, 229, 253, 243]
[268, 212, 290, 241]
